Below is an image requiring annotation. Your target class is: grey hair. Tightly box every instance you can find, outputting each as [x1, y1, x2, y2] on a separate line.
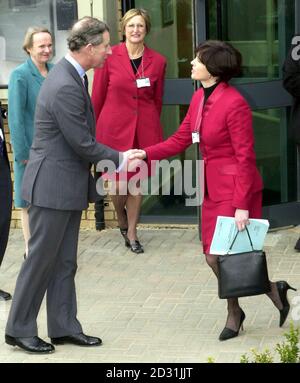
[67, 17, 109, 51]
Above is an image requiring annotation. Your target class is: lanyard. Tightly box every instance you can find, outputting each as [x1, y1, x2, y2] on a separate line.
[193, 96, 205, 134]
[131, 56, 145, 78]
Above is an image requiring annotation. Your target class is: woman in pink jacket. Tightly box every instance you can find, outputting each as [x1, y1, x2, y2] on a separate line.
[131, 40, 296, 340]
[92, 8, 166, 254]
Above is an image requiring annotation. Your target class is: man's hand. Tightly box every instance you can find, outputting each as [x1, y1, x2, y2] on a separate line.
[20, 160, 28, 165]
[127, 149, 146, 160]
[119, 149, 145, 172]
[235, 209, 250, 231]
[127, 149, 147, 171]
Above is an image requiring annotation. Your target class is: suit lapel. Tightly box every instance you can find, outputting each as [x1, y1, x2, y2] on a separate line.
[202, 82, 228, 118]
[61, 58, 95, 134]
[27, 58, 45, 86]
[116, 43, 154, 79]
[117, 43, 136, 79]
[141, 45, 153, 75]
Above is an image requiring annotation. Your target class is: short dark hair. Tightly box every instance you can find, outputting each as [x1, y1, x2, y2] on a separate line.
[67, 17, 109, 52]
[195, 40, 242, 82]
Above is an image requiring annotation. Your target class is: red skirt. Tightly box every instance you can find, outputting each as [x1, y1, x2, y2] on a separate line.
[201, 191, 262, 255]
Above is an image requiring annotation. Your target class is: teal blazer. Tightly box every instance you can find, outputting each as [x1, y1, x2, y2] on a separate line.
[8, 57, 53, 207]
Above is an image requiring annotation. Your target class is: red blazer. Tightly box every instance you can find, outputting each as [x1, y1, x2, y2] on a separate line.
[145, 82, 263, 210]
[91, 43, 166, 151]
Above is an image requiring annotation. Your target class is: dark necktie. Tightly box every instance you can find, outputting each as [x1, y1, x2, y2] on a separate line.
[83, 74, 89, 92]
[0, 132, 4, 157]
[0, 138, 4, 157]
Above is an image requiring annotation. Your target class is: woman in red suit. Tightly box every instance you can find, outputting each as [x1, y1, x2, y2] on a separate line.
[92, 8, 166, 254]
[131, 40, 296, 340]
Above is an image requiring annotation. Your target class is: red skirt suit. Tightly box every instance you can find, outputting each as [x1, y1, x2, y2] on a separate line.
[144, 82, 263, 254]
[91, 43, 166, 179]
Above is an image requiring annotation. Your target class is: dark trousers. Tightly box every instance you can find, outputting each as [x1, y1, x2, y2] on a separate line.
[295, 237, 300, 251]
[0, 157, 12, 267]
[5, 205, 83, 337]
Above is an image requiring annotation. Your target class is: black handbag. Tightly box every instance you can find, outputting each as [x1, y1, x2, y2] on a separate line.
[217, 227, 271, 299]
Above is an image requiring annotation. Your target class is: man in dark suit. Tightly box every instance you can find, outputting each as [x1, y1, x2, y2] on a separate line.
[0, 104, 12, 301]
[5, 17, 136, 354]
[283, 37, 300, 251]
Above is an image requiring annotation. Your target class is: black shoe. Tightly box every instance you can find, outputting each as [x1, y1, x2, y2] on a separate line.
[219, 309, 246, 341]
[120, 228, 130, 247]
[276, 281, 297, 327]
[0, 289, 12, 301]
[5, 334, 55, 353]
[51, 332, 102, 346]
[128, 240, 144, 254]
[295, 238, 300, 252]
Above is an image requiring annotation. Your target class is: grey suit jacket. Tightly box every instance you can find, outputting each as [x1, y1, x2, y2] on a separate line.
[22, 58, 121, 210]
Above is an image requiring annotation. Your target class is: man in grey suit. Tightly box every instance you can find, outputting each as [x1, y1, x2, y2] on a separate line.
[5, 17, 135, 354]
[0, 105, 12, 301]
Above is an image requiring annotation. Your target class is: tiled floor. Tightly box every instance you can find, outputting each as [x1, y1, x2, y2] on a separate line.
[0, 225, 299, 363]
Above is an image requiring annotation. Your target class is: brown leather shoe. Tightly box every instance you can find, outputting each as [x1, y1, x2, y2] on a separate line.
[51, 332, 102, 346]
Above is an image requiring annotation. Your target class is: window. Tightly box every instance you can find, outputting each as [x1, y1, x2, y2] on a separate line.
[0, 0, 78, 86]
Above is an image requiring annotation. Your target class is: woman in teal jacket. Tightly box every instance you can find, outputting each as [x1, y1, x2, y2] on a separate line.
[8, 26, 53, 258]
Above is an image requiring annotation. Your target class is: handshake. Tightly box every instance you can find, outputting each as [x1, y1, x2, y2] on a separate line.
[122, 149, 147, 172]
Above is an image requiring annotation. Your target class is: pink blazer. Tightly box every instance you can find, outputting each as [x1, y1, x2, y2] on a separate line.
[145, 82, 263, 210]
[91, 42, 166, 151]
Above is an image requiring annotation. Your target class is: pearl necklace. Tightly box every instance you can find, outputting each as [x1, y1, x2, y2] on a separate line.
[128, 46, 145, 60]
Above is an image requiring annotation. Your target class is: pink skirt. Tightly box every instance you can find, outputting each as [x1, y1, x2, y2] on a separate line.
[201, 191, 262, 255]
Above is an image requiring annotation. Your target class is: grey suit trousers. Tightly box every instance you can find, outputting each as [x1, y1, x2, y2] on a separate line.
[0, 156, 12, 267]
[5, 205, 83, 338]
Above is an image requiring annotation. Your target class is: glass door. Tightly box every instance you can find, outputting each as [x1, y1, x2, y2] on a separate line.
[205, 0, 299, 227]
[122, 0, 300, 227]
[131, 0, 199, 223]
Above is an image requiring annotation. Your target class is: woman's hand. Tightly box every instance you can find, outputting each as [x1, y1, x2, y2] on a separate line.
[234, 209, 250, 231]
[128, 149, 146, 160]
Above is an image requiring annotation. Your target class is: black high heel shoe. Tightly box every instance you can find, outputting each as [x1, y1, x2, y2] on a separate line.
[119, 208, 129, 247]
[276, 281, 297, 327]
[219, 309, 246, 341]
[295, 238, 300, 251]
[128, 240, 144, 254]
[119, 228, 130, 247]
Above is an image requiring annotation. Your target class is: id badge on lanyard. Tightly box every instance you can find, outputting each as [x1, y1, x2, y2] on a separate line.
[136, 77, 151, 88]
[192, 97, 204, 144]
[192, 131, 200, 143]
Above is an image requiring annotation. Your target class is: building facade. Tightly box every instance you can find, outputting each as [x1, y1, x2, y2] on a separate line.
[0, 0, 299, 230]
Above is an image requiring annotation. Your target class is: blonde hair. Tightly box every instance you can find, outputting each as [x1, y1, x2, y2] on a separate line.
[23, 26, 52, 55]
[120, 8, 151, 35]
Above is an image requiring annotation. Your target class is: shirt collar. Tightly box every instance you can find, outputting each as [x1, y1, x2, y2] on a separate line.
[65, 53, 86, 79]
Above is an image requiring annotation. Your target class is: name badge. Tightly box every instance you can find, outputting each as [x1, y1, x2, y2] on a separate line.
[192, 132, 200, 143]
[136, 78, 151, 88]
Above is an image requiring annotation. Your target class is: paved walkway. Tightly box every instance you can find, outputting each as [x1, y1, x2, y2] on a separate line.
[0, 225, 299, 363]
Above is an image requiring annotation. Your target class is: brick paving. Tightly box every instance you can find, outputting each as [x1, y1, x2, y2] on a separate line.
[0, 225, 299, 363]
